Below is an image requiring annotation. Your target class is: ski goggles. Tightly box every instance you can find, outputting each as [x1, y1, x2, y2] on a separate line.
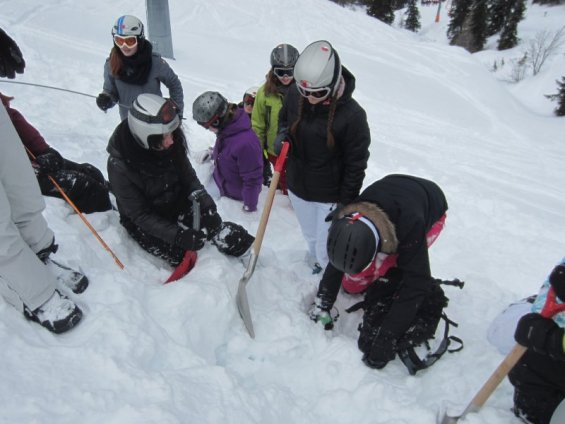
[197, 113, 222, 130]
[132, 98, 178, 125]
[273, 67, 294, 79]
[114, 35, 138, 48]
[243, 94, 255, 106]
[297, 84, 331, 100]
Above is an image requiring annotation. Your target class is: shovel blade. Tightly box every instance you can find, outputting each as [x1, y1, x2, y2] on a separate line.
[236, 276, 255, 338]
[164, 250, 197, 284]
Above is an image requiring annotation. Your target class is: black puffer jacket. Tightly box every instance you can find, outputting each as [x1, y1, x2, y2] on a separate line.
[279, 66, 370, 204]
[107, 120, 202, 245]
[317, 174, 448, 339]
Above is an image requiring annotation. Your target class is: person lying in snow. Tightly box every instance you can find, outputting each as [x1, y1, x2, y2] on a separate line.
[488, 262, 565, 424]
[0, 92, 112, 214]
[310, 174, 449, 370]
[107, 93, 254, 268]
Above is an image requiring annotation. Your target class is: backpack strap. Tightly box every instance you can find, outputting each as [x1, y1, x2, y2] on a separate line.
[398, 312, 464, 375]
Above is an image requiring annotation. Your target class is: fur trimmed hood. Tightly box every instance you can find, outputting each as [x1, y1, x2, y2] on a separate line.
[338, 202, 399, 254]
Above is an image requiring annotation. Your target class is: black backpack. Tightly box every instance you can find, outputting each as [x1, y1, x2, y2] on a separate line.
[346, 269, 464, 375]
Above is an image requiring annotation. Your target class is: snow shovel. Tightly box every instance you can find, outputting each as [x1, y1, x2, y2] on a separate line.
[164, 189, 205, 284]
[236, 142, 289, 338]
[439, 286, 565, 424]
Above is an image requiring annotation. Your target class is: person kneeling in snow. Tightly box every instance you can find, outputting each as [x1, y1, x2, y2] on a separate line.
[310, 174, 449, 370]
[107, 93, 254, 269]
[0, 92, 112, 214]
[490, 262, 565, 424]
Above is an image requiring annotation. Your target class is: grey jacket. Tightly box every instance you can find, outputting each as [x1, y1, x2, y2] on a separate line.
[102, 53, 184, 120]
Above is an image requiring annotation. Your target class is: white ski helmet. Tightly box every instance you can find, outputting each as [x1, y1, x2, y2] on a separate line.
[244, 86, 259, 99]
[112, 15, 144, 38]
[294, 40, 342, 97]
[192, 91, 229, 129]
[128, 94, 180, 150]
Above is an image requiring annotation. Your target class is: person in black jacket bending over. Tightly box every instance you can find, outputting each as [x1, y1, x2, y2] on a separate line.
[275, 40, 370, 275]
[107, 93, 254, 268]
[310, 174, 448, 369]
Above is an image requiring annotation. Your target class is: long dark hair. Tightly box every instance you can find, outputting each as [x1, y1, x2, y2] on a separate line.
[290, 94, 339, 151]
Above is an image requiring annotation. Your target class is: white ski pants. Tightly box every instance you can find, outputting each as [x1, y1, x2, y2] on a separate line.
[288, 190, 334, 269]
[0, 105, 56, 312]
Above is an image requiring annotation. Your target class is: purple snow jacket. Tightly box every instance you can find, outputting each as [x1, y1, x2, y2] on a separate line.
[212, 107, 263, 211]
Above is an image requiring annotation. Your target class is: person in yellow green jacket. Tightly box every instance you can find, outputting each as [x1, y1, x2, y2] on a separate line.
[251, 43, 299, 194]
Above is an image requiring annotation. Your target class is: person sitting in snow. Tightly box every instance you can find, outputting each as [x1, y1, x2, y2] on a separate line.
[1, 92, 112, 214]
[192, 91, 263, 212]
[488, 262, 565, 424]
[107, 93, 254, 269]
[0, 27, 85, 334]
[309, 174, 448, 370]
[96, 15, 184, 121]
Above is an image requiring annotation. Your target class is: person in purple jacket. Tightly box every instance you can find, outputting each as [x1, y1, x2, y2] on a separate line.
[192, 91, 263, 212]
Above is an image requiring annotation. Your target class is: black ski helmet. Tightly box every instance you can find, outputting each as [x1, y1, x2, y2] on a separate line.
[327, 214, 379, 275]
[270, 43, 299, 68]
[294, 40, 342, 97]
[192, 91, 229, 128]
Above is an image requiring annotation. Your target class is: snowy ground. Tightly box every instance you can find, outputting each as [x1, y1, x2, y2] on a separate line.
[0, 0, 564, 423]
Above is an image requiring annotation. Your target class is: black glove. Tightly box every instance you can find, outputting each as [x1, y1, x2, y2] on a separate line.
[515, 313, 562, 356]
[34, 148, 64, 174]
[363, 329, 397, 369]
[273, 127, 289, 156]
[549, 264, 565, 301]
[0, 28, 25, 79]
[324, 203, 344, 222]
[190, 190, 222, 239]
[262, 155, 273, 187]
[175, 228, 206, 251]
[96, 93, 114, 111]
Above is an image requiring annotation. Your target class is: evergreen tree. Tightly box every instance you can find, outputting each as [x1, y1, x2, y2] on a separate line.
[547, 77, 565, 116]
[469, 0, 489, 52]
[447, 0, 473, 43]
[405, 0, 421, 32]
[366, 0, 395, 25]
[487, 0, 510, 36]
[498, 0, 526, 50]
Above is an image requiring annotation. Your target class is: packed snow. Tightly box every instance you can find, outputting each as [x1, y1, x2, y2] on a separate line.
[0, 0, 564, 423]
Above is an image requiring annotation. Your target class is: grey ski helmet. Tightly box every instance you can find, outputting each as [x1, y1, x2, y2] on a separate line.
[192, 91, 229, 129]
[294, 40, 342, 97]
[327, 213, 379, 275]
[128, 94, 180, 150]
[112, 15, 144, 38]
[270, 44, 299, 68]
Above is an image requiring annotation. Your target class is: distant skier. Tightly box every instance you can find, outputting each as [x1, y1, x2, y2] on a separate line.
[107, 93, 254, 269]
[96, 15, 184, 120]
[0, 27, 85, 334]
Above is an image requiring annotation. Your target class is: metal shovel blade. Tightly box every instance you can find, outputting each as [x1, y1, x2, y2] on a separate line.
[235, 252, 258, 339]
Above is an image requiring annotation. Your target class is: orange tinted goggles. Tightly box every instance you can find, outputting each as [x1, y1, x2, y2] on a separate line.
[114, 35, 138, 48]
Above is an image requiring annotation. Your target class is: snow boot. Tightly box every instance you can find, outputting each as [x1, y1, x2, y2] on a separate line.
[24, 289, 83, 334]
[37, 240, 89, 294]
